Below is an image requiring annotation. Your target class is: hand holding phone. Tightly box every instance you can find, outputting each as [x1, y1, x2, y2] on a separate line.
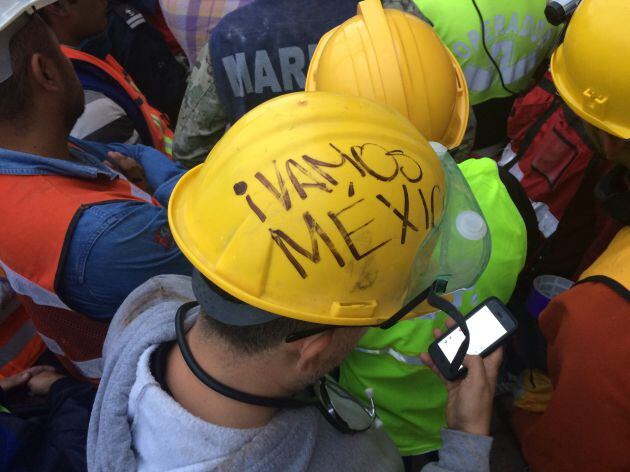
[420, 298, 516, 436]
[420, 325, 503, 436]
[428, 297, 517, 381]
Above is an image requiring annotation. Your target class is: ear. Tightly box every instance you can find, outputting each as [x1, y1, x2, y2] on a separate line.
[30, 52, 65, 93]
[293, 331, 334, 375]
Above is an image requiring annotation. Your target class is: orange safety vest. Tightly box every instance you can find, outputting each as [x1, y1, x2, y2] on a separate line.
[61, 45, 174, 158]
[0, 276, 45, 379]
[0, 166, 161, 382]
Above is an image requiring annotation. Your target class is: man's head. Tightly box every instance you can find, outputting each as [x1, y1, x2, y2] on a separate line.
[198, 308, 366, 391]
[168, 92, 490, 392]
[0, 13, 84, 130]
[551, 0, 630, 170]
[41, 0, 107, 46]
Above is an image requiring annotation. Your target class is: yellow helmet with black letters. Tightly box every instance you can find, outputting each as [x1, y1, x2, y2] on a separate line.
[169, 92, 489, 326]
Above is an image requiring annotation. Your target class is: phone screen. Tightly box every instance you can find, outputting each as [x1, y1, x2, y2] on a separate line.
[438, 305, 507, 365]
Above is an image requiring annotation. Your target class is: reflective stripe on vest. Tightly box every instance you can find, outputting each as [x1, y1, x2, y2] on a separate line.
[61, 46, 174, 157]
[0, 301, 45, 378]
[0, 166, 160, 381]
[413, 0, 559, 104]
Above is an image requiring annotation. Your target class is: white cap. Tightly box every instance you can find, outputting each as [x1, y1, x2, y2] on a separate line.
[455, 210, 487, 241]
[0, 0, 57, 82]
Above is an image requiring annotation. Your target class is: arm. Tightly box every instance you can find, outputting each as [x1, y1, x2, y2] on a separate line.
[173, 41, 228, 168]
[422, 429, 492, 472]
[418, 327, 501, 472]
[0, 368, 93, 472]
[57, 201, 192, 320]
[36, 377, 96, 471]
[103, 143, 188, 206]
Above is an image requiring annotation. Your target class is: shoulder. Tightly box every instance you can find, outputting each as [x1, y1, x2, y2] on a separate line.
[110, 3, 147, 30]
[539, 281, 629, 344]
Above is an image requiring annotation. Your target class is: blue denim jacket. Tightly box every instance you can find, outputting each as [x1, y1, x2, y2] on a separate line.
[0, 139, 192, 320]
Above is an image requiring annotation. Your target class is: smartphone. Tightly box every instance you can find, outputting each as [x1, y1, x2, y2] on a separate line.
[428, 297, 517, 381]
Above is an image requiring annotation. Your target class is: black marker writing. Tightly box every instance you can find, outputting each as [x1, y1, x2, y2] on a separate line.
[376, 185, 419, 244]
[255, 160, 291, 211]
[269, 211, 345, 279]
[233, 181, 267, 222]
[328, 199, 391, 260]
[430, 185, 443, 228]
[285, 158, 331, 199]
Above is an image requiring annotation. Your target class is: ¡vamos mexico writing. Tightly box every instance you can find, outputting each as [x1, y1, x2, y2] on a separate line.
[233, 142, 444, 279]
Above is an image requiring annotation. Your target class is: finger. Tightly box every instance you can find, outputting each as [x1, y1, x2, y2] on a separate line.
[106, 151, 128, 162]
[419, 352, 435, 369]
[27, 365, 56, 376]
[1, 371, 32, 390]
[445, 317, 457, 329]
[432, 328, 443, 340]
[107, 152, 135, 170]
[461, 354, 486, 381]
[419, 352, 451, 386]
[482, 347, 503, 386]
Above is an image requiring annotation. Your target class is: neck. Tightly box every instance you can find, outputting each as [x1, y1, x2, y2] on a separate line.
[0, 119, 70, 159]
[51, 28, 82, 48]
[165, 322, 294, 429]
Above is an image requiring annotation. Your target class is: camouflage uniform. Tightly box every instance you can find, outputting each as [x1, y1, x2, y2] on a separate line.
[173, 0, 427, 167]
[173, 42, 227, 168]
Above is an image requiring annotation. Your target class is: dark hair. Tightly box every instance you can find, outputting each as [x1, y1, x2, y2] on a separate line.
[0, 15, 59, 122]
[200, 311, 320, 356]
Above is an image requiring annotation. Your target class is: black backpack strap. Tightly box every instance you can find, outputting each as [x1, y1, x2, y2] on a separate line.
[575, 275, 630, 302]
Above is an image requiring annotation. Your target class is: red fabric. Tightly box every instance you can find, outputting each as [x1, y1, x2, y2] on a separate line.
[507, 75, 557, 150]
[518, 282, 630, 472]
[61, 46, 174, 156]
[507, 72, 609, 226]
[148, 6, 184, 56]
[508, 72, 618, 279]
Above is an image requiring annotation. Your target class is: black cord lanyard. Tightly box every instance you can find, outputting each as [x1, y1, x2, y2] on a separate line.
[174, 302, 376, 434]
[175, 302, 307, 409]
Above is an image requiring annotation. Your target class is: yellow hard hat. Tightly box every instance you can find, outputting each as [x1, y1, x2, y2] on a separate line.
[169, 92, 489, 327]
[305, 0, 469, 150]
[551, 0, 630, 139]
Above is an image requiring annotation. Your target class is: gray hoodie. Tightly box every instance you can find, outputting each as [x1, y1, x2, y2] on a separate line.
[88, 275, 492, 471]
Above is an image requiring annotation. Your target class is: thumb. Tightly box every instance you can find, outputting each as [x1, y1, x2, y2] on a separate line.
[461, 355, 486, 379]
